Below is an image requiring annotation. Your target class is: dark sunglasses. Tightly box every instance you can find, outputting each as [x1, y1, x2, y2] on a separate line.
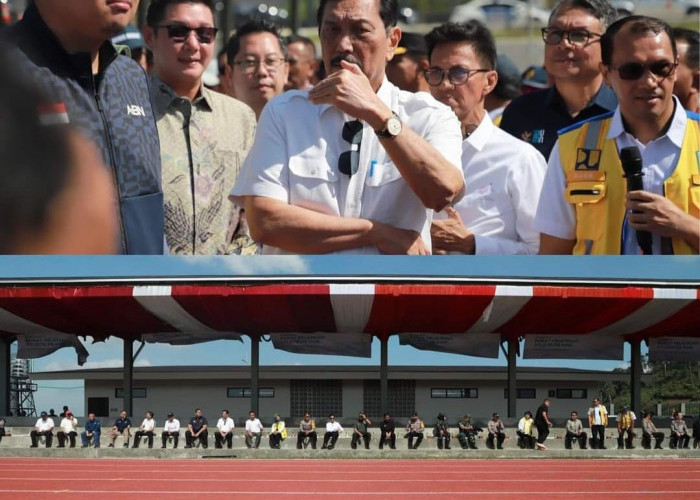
[424, 66, 489, 86]
[612, 61, 678, 81]
[156, 24, 218, 44]
[541, 28, 601, 46]
[338, 120, 363, 176]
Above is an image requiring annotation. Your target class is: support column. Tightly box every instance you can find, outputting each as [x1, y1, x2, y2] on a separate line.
[250, 335, 260, 415]
[630, 339, 642, 417]
[507, 339, 517, 418]
[380, 336, 389, 414]
[290, 0, 300, 34]
[123, 338, 133, 417]
[0, 338, 11, 416]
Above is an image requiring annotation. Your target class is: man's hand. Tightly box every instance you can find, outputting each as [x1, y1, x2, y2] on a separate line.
[431, 208, 474, 254]
[308, 60, 389, 127]
[372, 221, 430, 255]
[627, 191, 700, 250]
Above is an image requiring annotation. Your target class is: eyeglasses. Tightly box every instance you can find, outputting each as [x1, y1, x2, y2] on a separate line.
[233, 57, 286, 74]
[541, 28, 601, 46]
[424, 66, 489, 86]
[338, 120, 363, 176]
[156, 24, 218, 44]
[612, 61, 678, 80]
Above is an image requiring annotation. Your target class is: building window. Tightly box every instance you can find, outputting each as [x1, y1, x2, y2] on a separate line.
[431, 388, 478, 399]
[556, 389, 588, 399]
[503, 388, 536, 399]
[115, 388, 146, 399]
[364, 380, 416, 419]
[290, 380, 342, 419]
[227, 388, 275, 398]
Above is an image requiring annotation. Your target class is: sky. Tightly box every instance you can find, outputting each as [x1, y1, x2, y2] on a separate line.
[24, 336, 633, 416]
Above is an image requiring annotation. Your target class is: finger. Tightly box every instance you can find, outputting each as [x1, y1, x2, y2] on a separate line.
[340, 59, 362, 74]
[444, 207, 457, 218]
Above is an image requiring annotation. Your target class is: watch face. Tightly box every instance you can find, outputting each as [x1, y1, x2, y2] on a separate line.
[387, 116, 402, 136]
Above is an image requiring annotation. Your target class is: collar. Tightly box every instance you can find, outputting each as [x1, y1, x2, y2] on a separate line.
[607, 96, 687, 148]
[463, 111, 493, 151]
[547, 82, 617, 112]
[151, 75, 213, 111]
[22, 2, 117, 79]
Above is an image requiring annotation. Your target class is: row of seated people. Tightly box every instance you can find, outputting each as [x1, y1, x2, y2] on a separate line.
[26, 408, 700, 451]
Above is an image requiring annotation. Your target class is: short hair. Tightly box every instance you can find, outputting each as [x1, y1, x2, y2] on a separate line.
[524, 411, 532, 417]
[222, 409, 229, 414]
[601, 16, 676, 67]
[425, 21, 497, 70]
[147, 411, 154, 417]
[146, 0, 215, 27]
[317, 0, 399, 32]
[286, 34, 317, 58]
[548, 0, 618, 31]
[0, 48, 72, 254]
[673, 27, 699, 70]
[226, 18, 286, 65]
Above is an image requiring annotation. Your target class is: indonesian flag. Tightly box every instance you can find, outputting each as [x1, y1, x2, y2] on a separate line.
[37, 103, 69, 126]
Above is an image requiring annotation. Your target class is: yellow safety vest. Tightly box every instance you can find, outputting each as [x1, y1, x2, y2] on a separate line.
[558, 112, 700, 255]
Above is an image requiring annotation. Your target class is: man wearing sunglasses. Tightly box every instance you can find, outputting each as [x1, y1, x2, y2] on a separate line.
[500, 0, 618, 159]
[145, 0, 257, 255]
[426, 21, 546, 256]
[231, 0, 464, 255]
[537, 16, 700, 255]
[2, 0, 164, 255]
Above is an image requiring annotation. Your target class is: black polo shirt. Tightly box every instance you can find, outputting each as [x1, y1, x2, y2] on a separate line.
[500, 83, 617, 159]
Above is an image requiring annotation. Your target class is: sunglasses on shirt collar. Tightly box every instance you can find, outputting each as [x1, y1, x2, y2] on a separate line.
[338, 120, 363, 176]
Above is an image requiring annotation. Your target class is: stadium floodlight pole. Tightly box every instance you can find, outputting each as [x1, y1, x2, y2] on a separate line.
[506, 337, 517, 418]
[379, 335, 389, 415]
[123, 338, 133, 418]
[630, 339, 642, 417]
[0, 337, 10, 416]
[250, 334, 260, 416]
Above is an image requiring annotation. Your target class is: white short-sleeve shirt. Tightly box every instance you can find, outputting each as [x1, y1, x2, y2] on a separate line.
[245, 418, 264, 433]
[140, 418, 155, 432]
[435, 113, 546, 255]
[217, 417, 235, 433]
[231, 79, 463, 254]
[535, 99, 687, 254]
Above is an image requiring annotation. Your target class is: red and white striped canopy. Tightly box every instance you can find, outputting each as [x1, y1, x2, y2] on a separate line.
[0, 283, 697, 341]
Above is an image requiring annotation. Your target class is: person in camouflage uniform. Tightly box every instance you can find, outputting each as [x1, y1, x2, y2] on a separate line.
[457, 414, 480, 449]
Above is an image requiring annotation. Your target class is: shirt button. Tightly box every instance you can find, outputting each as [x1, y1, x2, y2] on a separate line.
[311, 169, 317, 175]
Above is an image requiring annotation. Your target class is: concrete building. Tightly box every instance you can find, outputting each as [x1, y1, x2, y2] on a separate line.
[31, 366, 634, 425]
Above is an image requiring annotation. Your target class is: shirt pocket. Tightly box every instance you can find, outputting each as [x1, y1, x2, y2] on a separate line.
[564, 180, 607, 242]
[288, 156, 340, 214]
[364, 160, 403, 187]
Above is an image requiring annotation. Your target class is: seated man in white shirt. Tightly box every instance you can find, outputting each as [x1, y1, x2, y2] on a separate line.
[426, 21, 547, 255]
[231, 0, 464, 256]
[245, 411, 265, 448]
[56, 410, 78, 448]
[322, 414, 344, 450]
[30, 411, 54, 448]
[161, 412, 181, 449]
[132, 411, 156, 449]
[536, 16, 699, 255]
[215, 410, 235, 449]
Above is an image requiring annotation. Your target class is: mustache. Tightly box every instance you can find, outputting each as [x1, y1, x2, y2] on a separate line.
[330, 54, 363, 70]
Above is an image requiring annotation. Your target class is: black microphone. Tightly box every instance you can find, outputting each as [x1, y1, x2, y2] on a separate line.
[619, 146, 652, 255]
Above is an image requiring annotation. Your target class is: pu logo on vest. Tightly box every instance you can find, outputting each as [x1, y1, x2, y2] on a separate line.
[575, 148, 601, 170]
[127, 105, 146, 117]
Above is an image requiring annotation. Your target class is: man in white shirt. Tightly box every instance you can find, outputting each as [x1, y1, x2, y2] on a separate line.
[133, 411, 156, 449]
[161, 412, 181, 449]
[587, 398, 608, 449]
[231, 0, 464, 255]
[56, 410, 78, 448]
[245, 411, 264, 449]
[30, 411, 54, 448]
[426, 21, 546, 255]
[537, 16, 699, 255]
[215, 409, 235, 449]
[322, 414, 344, 450]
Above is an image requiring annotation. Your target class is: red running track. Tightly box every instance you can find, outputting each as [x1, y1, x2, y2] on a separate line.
[0, 458, 699, 500]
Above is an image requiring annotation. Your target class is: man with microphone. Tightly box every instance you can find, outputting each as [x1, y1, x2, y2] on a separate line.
[536, 15, 699, 255]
